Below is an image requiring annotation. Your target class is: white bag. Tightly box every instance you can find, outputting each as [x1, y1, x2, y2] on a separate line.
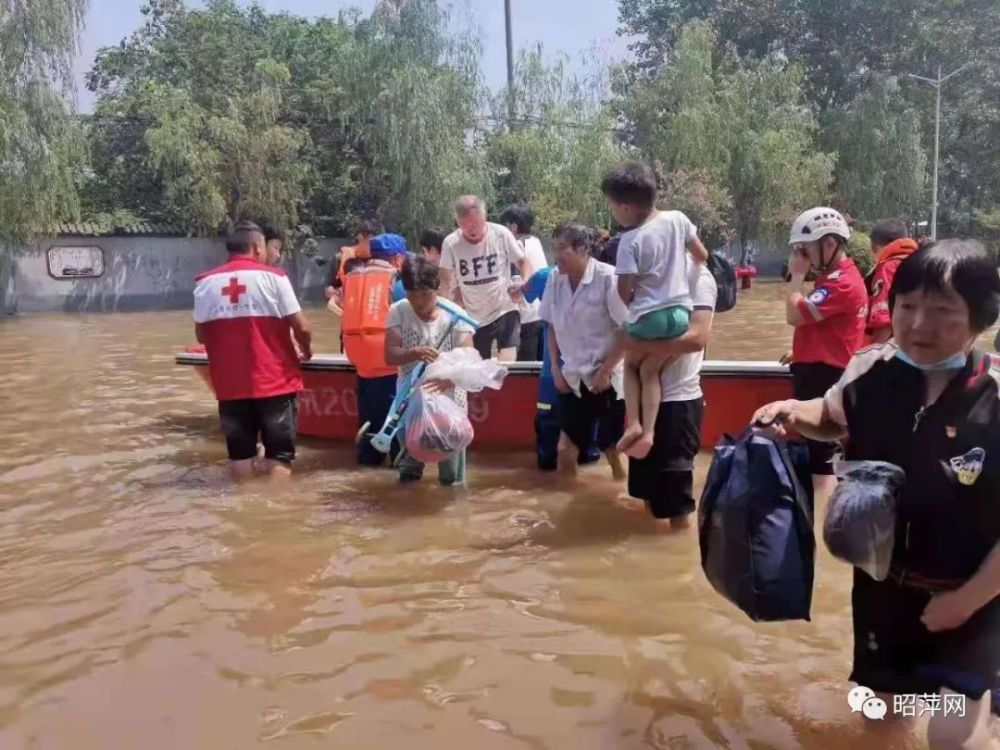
[424, 348, 508, 393]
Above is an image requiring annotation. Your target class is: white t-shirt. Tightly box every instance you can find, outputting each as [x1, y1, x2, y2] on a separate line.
[515, 235, 548, 325]
[386, 299, 476, 409]
[660, 264, 717, 403]
[440, 223, 526, 326]
[616, 210, 697, 324]
[538, 258, 630, 399]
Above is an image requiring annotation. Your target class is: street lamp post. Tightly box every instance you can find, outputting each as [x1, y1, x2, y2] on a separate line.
[505, 0, 515, 128]
[908, 63, 971, 241]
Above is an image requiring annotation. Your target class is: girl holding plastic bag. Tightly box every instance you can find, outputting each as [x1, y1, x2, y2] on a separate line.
[753, 241, 1000, 749]
[384, 254, 477, 485]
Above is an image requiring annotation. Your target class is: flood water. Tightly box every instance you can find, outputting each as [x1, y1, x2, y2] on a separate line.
[0, 281, 996, 749]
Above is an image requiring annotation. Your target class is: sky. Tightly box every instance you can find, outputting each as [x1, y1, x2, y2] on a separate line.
[74, 0, 629, 111]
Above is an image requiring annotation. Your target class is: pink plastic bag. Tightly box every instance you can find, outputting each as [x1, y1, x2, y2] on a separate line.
[404, 389, 474, 464]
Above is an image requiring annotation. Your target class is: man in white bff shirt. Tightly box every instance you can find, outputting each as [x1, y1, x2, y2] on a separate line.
[440, 195, 533, 361]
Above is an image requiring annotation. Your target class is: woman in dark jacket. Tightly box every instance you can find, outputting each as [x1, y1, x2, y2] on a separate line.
[755, 240, 1000, 748]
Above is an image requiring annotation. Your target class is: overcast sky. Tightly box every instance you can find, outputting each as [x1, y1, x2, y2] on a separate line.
[74, 0, 628, 110]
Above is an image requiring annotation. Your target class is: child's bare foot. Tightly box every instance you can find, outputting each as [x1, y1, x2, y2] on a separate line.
[626, 433, 655, 460]
[616, 423, 642, 454]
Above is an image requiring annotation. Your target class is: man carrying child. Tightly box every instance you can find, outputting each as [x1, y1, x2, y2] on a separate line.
[602, 162, 710, 461]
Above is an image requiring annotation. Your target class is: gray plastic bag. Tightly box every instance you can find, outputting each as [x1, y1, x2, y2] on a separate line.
[823, 460, 905, 581]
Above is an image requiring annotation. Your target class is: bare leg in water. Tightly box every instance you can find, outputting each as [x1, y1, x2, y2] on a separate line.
[229, 459, 257, 482]
[605, 449, 626, 481]
[617, 351, 645, 455]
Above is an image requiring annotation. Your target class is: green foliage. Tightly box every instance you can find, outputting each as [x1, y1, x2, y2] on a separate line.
[0, 0, 89, 243]
[85, 0, 488, 243]
[847, 230, 875, 277]
[618, 23, 833, 246]
[618, 0, 1000, 240]
[487, 50, 622, 234]
[825, 77, 928, 223]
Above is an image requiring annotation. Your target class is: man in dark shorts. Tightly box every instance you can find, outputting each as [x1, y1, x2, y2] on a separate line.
[193, 221, 312, 481]
[782, 207, 868, 494]
[622, 262, 717, 528]
[539, 223, 628, 479]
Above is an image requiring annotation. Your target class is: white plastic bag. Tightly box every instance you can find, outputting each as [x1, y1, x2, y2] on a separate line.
[823, 460, 905, 581]
[405, 388, 474, 464]
[424, 348, 508, 393]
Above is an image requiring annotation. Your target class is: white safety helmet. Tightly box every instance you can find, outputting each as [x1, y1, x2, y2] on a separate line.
[789, 207, 851, 245]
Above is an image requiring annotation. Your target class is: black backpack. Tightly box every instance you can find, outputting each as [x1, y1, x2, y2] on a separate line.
[707, 252, 738, 313]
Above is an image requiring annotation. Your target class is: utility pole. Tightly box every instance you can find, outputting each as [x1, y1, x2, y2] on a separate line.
[908, 63, 971, 241]
[505, 0, 515, 129]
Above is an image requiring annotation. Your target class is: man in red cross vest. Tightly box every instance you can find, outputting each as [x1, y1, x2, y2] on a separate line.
[194, 221, 312, 481]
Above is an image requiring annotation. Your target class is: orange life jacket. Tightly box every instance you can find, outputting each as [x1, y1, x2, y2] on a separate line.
[335, 239, 371, 286]
[341, 263, 396, 378]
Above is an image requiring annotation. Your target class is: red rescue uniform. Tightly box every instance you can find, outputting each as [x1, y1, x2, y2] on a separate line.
[863, 238, 919, 346]
[792, 256, 869, 369]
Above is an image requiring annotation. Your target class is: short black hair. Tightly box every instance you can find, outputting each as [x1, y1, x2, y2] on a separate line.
[343, 257, 364, 275]
[419, 227, 447, 252]
[357, 218, 382, 237]
[870, 219, 908, 248]
[401, 253, 440, 292]
[226, 221, 263, 255]
[552, 223, 592, 251]
[499, 204, 535, 234]
[891, 239, 1000, 333]
[261, 224, 286, 244]
[601, 161, 657, 209]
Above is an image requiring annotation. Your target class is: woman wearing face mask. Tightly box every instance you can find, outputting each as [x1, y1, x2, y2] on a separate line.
[754, 240, 1000, 748]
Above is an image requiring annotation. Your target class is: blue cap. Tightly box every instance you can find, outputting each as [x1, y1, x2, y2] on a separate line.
[369, 233, 408, 257]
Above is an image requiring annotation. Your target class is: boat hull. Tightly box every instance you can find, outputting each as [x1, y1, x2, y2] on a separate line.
[176, 351, 792, 450]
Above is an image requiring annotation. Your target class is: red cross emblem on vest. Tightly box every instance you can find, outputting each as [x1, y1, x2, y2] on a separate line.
[221, 276, 247, 304]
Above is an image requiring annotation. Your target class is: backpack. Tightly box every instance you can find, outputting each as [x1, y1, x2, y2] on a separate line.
[707, 252, 738, 313]
[699, 430, 816, 622]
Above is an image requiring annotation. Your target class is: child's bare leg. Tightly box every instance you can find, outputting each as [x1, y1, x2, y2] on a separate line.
[604, 448, 626, 481]
[626, 354, 669, 460]
[616, 351, 644, 453]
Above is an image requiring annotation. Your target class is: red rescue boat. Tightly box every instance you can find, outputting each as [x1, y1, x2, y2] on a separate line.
[175, 348, 792, 450]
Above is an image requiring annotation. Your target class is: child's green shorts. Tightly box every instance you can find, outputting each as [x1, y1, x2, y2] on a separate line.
[624, 305, 690, 341]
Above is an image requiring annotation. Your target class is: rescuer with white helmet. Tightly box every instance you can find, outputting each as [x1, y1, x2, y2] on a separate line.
[782, 206, 869, 492]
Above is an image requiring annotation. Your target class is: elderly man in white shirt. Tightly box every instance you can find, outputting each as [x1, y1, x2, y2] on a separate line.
[539, 223, 628, 480]
[439, 195, 533, 362]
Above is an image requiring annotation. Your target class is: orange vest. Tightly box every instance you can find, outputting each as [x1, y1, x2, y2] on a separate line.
[335, 240, 371, 286]
[341, 263, 396, 378]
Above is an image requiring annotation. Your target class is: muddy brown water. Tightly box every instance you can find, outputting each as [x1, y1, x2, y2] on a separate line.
[0, 281, 996, 749]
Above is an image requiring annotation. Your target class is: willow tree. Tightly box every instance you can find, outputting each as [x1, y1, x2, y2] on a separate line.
[338, 0, 491, 239]
[618, 22, 833, 249]
[0, 0, 88, 243]
[826, 77, 928, 224]
[487, 49, 623, 234]
[88, 0, 312, 234]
